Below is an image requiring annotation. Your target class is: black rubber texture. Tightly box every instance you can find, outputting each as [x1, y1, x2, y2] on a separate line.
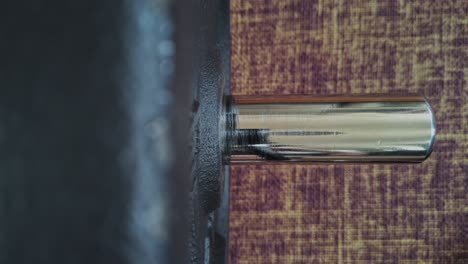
[192, 4, 226, 215]
[189, 0, 230, 263]
[195, 54, 225, 214]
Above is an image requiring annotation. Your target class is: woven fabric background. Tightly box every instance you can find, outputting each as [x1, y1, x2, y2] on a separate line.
[229, 1, 468, 263]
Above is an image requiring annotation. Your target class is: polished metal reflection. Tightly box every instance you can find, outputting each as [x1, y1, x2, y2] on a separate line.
[229, 97, 436, 163]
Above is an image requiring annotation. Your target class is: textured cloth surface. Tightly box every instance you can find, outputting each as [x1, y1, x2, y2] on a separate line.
[230, 1, 468, 263]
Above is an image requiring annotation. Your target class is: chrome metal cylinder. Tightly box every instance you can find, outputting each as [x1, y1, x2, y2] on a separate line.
[228, 96, 436, 163]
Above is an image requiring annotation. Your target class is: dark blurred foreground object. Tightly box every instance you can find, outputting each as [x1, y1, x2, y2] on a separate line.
[0, 1, 435, 264]
[0, 0, 231, 263]
[0, 0, 192, 263]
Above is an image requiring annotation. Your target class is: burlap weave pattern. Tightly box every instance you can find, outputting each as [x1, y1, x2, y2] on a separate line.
[230, 1, 468, 263]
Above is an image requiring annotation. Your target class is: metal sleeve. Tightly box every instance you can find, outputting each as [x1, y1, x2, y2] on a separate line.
[228, 96, 436, 163]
